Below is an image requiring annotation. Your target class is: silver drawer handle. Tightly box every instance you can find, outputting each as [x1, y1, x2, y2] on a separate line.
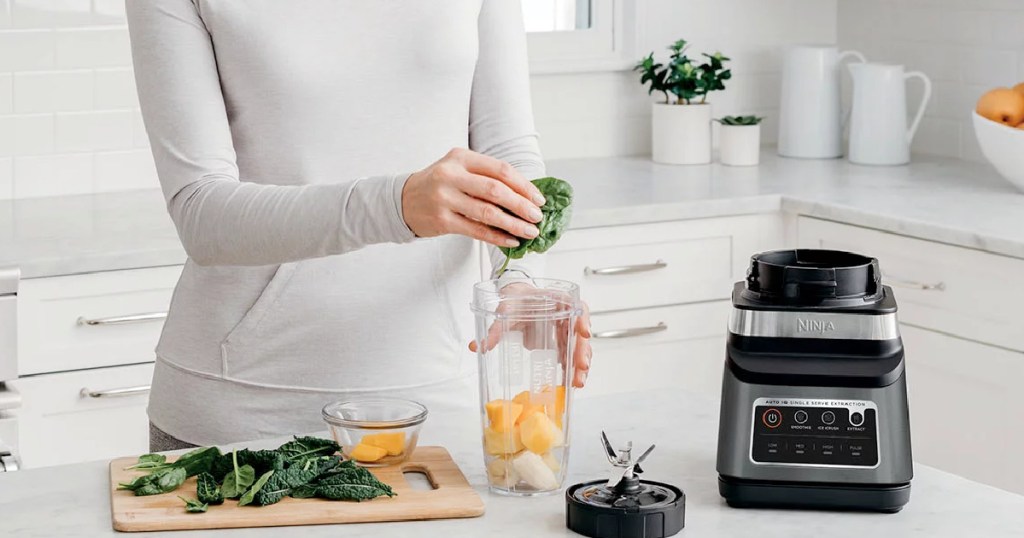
[584, 260, 667, 276]
[592, 322, 668, 339]
[80, 385, 151, 398]
[77, 312, 167, 326]
[886, 277, 946, 292]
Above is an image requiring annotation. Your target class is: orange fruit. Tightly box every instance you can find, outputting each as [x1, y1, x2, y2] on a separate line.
[976, 88, 1024, 126]
[1017, 123, 1024, 130]
[1013, 82, 1024, 97]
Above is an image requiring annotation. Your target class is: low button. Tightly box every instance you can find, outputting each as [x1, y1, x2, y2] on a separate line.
[794, 410, 809, 424]
[821, 411, 836, 425]
[850, 411, 864, 427]
[762, 408, 783, 428]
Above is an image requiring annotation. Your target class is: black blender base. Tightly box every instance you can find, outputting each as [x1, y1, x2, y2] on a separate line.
[718, 475, 910, 513]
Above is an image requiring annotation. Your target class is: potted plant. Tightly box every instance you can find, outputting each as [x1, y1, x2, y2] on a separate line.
[716, 115, 764, 166]
[635, 39, 732, 165]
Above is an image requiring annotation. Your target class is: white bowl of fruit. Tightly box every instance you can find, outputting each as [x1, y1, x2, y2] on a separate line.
[974, 85, 1024, 193]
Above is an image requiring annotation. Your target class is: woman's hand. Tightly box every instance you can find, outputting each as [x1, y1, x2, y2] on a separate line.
[469, 283, 593, 388]
[402, 148, 547, 248]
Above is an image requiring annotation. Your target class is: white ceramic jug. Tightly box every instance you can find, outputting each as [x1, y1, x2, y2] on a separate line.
[848, 63, 932, 166]
[778, 45, 866, 159]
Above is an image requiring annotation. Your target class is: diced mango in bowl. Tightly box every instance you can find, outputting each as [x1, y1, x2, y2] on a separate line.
[350, 443, 388, 463]
[361, 432, 406, 456]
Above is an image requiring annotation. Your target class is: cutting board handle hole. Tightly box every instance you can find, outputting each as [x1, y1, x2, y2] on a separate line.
[402, 469, 437, 491]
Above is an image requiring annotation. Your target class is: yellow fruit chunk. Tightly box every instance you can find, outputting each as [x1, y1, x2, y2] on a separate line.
[350, 443, 388, 463]
[519, 412, 558, 454]
[484, 425, 524, 455]
[485, 400, 523, 433]
[541, 452, 560, 473]
[537, 385, 567, 428]
[361, 432, 405, 456]
[512, 390, 532, 406]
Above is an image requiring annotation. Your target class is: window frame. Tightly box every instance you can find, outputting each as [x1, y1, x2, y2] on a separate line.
[525, 0, 640, 75]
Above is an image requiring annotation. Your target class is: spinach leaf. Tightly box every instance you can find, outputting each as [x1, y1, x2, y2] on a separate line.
[238, 470, 275, 507]
[196, 472, 224, 505]
[172, 446, 221, 477]
[125, 453, 168, 471]
[119, 467, 187, 496]
[220, 450, 255, 499]
[177, 496, 208, 513]
[498, 177, 573, 274]
[276, 436, 340, 464]
[252, 465, 318, 506]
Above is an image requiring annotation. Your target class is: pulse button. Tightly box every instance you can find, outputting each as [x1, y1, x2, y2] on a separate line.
[850, 411, 865, 426]
[821, 411, 836, 425]
[763, 408, 783, 428]
[794, 410, 809, 424]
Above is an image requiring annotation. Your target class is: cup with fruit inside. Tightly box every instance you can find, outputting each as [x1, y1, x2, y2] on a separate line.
[321, 398, 427, 467]
[974, 83, 1024, 192]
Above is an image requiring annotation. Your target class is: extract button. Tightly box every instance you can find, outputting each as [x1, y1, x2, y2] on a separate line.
[850, 411, 865, 427]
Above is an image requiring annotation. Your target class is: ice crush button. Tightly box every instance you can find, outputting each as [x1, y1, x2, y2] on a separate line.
[762, 408, 782, 428]
[821, 411, 836, 425]
[850, 411, 864, 427]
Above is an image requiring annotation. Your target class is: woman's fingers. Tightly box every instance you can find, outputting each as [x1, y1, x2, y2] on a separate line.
[457, 150, 546, 207]
[447, 212, 521, 249]
[457, 173, 543, 225]
[572, 336, 592, 388]
[452, 192, 540, 240]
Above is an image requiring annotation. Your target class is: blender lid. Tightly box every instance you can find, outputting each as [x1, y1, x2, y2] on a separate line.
[742, 249, 883, 306]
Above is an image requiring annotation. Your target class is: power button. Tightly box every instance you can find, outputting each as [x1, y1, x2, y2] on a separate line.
[762, 408, 783, 428]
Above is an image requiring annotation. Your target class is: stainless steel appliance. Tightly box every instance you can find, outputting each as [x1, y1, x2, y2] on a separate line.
[0, 266, 21, 472]
[716, 250, 913, 512]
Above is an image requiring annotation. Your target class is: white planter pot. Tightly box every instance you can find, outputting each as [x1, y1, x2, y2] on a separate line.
[651, 102, 712, 165]
[719, 124, 762, 166]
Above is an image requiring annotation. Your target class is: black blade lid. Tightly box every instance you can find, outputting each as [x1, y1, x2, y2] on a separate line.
[566, 479, 685, 538]
[742, 249, 883, 307]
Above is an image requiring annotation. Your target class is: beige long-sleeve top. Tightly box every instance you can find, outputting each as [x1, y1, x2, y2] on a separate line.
[127, 0, 544, 444]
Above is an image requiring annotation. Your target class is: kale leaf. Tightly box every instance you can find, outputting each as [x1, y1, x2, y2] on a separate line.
[178, 496, 208, 513]
[251, 465, 318, 506]
[172, 446, 222, 477]
[498, 177, 573, 274]
[276, 436, 340, 464]
[316, 483, 393, 501]
[237, 470, 275, 507]
[196, 472, 224, 505]
[235, 449, 286, 476]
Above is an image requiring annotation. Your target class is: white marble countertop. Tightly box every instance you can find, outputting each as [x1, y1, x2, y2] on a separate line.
[3, 151, 1024, 279]
[1, 388, 1022, 537]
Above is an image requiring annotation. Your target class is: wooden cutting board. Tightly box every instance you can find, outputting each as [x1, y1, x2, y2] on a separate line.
[109, 446, 484, 532]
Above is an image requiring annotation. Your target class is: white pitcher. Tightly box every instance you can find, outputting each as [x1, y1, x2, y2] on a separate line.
[778, 45, 866, 159]
[848, 63, 932, 166]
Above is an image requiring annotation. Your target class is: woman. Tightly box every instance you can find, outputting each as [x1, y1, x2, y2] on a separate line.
[127, 0, 592, 451]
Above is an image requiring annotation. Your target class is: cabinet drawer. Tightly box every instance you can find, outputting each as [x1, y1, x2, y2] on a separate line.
[548, 216, 777, 313]
[10, 363, 153, 468]
[797, 218, 1024, 352]
[901, 326, 1024, 494]
[18, 266, 182, 375]
[582, 301, 729, 398]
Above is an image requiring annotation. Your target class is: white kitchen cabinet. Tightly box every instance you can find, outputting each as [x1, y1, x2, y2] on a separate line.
[9, 363, 154, 468]
[797, 217, 1024, 353]
[18, 265, 182, 375]
[582, 301, 730, 399]
[901, 326, 1024, 494]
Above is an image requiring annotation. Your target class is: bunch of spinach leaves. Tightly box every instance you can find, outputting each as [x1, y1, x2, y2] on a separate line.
[120, 436, 395, 514]
[497, 177, 573, 275]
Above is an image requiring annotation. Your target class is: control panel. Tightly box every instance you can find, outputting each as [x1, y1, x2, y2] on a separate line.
[750, 397, 879, 468]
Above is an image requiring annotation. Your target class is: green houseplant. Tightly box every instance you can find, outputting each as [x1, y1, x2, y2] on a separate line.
[716, 115, 765, 167]
[635, 39, 732, 165]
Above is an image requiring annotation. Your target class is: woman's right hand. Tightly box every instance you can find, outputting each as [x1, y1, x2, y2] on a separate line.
[401, 148, 547, 248]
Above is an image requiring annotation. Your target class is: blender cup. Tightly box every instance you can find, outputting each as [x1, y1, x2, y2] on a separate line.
[472, 278, 581, 496]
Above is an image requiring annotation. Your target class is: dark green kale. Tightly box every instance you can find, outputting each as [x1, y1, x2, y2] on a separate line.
[498, 177, 573, 274]
[196, 472, 224, 505]
[276, 436, 340, 464]
[118, 467, 187, 496]
[235, 449, 286, 476]
[289, 484, 318, 499]
[316, 466, 394, 498]
[237, 470, 275, 507]
[251, 465, 318, 506]
[172, 446, 222, 477]
[178, 496, 208, 513]
[209, 452, 233, 481]
[220, 449, 255, 500]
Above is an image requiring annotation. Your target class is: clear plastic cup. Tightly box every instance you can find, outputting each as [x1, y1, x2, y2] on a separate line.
[471, 278, 582, 496]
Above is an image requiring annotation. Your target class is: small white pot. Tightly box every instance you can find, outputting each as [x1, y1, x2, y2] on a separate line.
[651, 102, 712, 165]
[719, 124, 762, 166]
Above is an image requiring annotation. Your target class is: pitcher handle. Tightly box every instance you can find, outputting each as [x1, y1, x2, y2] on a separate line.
[838, 50, 867, 130]
[904, 70, 932, 143]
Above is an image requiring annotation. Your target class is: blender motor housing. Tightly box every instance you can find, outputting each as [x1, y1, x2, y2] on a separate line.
[716, 249, 913, 512]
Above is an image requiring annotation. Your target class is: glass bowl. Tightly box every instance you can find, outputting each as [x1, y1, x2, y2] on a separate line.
[321, 398, 428, 467]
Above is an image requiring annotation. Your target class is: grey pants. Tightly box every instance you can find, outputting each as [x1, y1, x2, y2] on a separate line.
[149, 422, 199, 452]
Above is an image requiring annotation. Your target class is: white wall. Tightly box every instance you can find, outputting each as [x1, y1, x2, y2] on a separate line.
[838, 0, 1024, 162]
[0, 0, 837, 200]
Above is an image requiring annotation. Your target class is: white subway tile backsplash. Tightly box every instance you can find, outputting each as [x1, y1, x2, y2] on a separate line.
[91, 0, 124, 25]
[55, 27, 129, 69]
[0, 1, 11, 29]
[55, 109, 131, 152]
[0, 73, 11, 114]
[0, 29, 53, 70]
[12, 0, 92, 28]
[93, 68, 136, 109]
[0, 113, 53, 156]
[960, 48, 1019, 89]
[94, 149, 157, 192]
[12, 151, 91, 197]
[13, 69, 92, 112]
[0, 158, 12, 199]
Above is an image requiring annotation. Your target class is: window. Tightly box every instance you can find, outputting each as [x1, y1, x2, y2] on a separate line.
[522, 0, 591, 32]
[523, 0, 638, 74]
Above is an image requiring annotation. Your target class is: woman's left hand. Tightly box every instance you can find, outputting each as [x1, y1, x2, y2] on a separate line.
[469, 283, 592, 388]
